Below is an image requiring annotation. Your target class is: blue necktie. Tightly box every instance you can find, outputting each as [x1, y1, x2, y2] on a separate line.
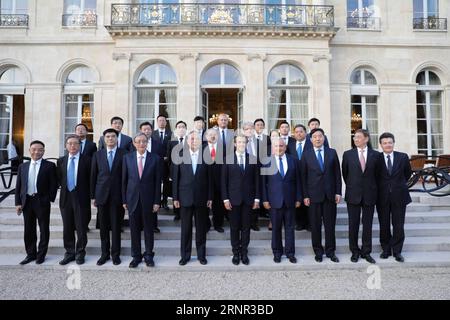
[239, 154, 245, 172]
[160, 131, 164, 143]
[192, 153, 197, 174]
[279, 156, 285, 178]
[108, 151, 113, 170]
[67, 156, 76, 191]
[317, 149, 324, 172]
[297, 142, 303, 159]
[222, 130, 226, 155]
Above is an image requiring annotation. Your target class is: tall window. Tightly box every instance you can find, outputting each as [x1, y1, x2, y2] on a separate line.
[350, 68, 379, 147]
[0, 0, 28, 15]
[63, 0, 97, 26]
[63, 66, 95, 146]
[135, 63, 177, 132]
[413, 0, 439, 19]
[416, 70, 443, 156]
[267, 64, 308, 130]
[347, 0, 375, 18]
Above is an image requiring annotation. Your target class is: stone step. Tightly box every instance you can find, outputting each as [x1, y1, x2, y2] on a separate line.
[1, 210, 449, 226]
[1, 251, 450, 270]
[1, 236, 450, 256]
[1, 223, 449, 240]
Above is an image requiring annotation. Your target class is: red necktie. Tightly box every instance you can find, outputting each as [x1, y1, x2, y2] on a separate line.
[211, 146, 216, 161]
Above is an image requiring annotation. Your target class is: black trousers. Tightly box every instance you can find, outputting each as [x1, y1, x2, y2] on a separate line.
[212, 191, 226, 228]
[85, 207, 92, 230]
[309, 199, 337, 257]
[295, 205, 310, 229]
[97, 198, 122, 258]
[270, 206, 295, 258]
[129, 201, 154, 260]
[61, 191, 88, 258]
[229, 204, 251, 256]
[22, 195, 50, 259]
[377, 199, 406, 255]
[347, 202, 375, 255]
[180, 205, 208, 260]
[161, 162, 170, 206]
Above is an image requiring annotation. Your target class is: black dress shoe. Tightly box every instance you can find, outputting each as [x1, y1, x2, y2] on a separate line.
[19, 256, 36, 265]
[273, 256, 281, 263]
[215, 226, 225, 233]
[154, 227, 161, 233]
[315, 255, 323, 263]
[199, 258, 208, 265]
[179, 258, 189, 266]
[251, 225, 260, 231]
[129, 258, 141, 268]
[145, 258, 155, 267]
[351, 253, 359, 263]
[241, 255, 249, 265]
[232, 255, 240, 265]
[112, 256, 121, 265]
[380, 252, 391, 259]
[173, 215, 180, 221]
[76, 256, 85, 265]
[361, 254, 376, 264]
[288, 256, 297, 264]
[35, 257, 45, 265]
[328, 254, 340, 263]
[59, 255, 75, 265]
[295, 225, 305, 231]
[97, 255, 110, 266]
[394, 254, 404, 263]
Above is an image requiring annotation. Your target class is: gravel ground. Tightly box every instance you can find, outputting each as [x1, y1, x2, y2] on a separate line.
[0, 266, 449, 300]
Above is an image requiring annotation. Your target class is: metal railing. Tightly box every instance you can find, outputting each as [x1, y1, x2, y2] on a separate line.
[110, 3, 334, 27]
[62, 13, 97, 27]
[347, 16, 380, 30]
[413, 17, 447, 30]
[0, 14, 28, 27]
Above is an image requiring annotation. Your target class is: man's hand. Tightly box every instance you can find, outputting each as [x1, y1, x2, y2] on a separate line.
[207, 200, 213, 209]
[304, 198, 311, 207]
[252, 202, 260, 210]
[16, 205, 22, 216]
[263, 202, 271, 210]
[173, 200, 180, 209]
[153, 204, 160, 213]
[123, 204, 128, 210]
[92, 199, 97, 207]
[335, 195, 341, 204]
[224, 200, 232, 211]
[295, 201, 301, 208]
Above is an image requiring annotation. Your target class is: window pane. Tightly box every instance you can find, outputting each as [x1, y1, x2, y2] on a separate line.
[268, 65, 286, 86]
[416, 90, 426, 103]
[364, 71, 377, 85]
[347, 0, 358, 16]
[416, 71, 426, 85]
[0, 0, 13, 14]
[416, 104, 426, 119]
[0, 134, 9, 149]
[417, 120, 428, 134]
[201, 64, 221, 85]
[430, 105, 442, 119]
[417, 135, 428, 149]
[65, 103, 78, 118]
[289, 65, 307, 85]
[224, 64, 242, 85]
[366, 104, 377, 118]
[351, 95, 361, 104]
[15, 0, 28, 14]
[0, 104, 11, 118]
[365, 95, 377, 104]
[137, 88, 155, 103]
[350, 70, 361, 85]
[136, 104, 155, 120]
[366, 119, 378, 134]
[85, 0, 97, 12]
[430, 91, 441, 104]
[430, 120, 442, 134]
[413, 0, 424, 18]
[427, 0, 439, 17]
[64, 0, 81, 14]
[428, 71, 441, 85]
[66, 67, 94, 84]
[137, 64, 157, 85]
[0, 67, 25, 84]
[431, 134, 443, 149]
[65, 119, 78, 134]
[159, 64, 177, 85]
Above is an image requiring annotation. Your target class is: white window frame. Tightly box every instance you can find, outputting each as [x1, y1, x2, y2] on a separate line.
[0, 0, 28, 15]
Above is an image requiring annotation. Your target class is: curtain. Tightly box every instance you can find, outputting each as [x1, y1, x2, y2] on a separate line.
[268, 89, 282, 130]
[289, 88, 308, 126]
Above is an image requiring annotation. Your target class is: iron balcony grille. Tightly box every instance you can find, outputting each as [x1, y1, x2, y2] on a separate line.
[413, 17, 447, 30]
[0, 14, 28, 27]
[62, 13, 97, 27]
[110, 3, 334, 28]
[347, 16, 380, 30]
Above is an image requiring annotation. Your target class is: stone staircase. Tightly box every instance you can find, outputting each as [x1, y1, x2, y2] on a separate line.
[0, 193, 449, 270]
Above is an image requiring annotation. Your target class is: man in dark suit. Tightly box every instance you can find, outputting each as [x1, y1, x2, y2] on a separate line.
[262, 138, 302, 264]
[342, 129, 379, 264]
[98, 116, 134, 152]
[141, 121, 164, 234]
[287, 124, 311, 232]
[75, 123, 97, 158]
[222, 134, 260, 265]
[15, 140, 57, 265]
[57, 135, 92, 265]
[279, 121, 295, 148]
[193, 116, 206, 143]
[376, 132, 412, 263]
[152, 115, 173, 210]
[122, 133, 162, 268]
[91, 128, 127, 266]
[301, 128, 341, 263]
[173, 132, 213, 266]
[307, 118, 329, 148]
[167, 121, 187, 221]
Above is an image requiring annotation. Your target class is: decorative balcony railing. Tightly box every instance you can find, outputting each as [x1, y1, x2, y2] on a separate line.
[347, 16, 380, 30]
[110, 3, 334, 28]
[0, 14, 29, 27]
[62, 13, 97, 27]
[413, 17, 447, 30]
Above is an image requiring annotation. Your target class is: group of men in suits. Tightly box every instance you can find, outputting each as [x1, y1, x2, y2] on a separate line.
[14, 112, 412, 267]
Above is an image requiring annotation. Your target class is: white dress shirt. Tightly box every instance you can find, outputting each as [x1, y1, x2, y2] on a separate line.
[190, 149, 199, 172]
[146, 138, 152, 153]
[106, 146, 117, 161]
[314, 146, 325, 163]
[117, 133, 122, 147]
[27, 158, 42, 195]
[275, 153, 288, 174]
[66, 152, 80, 184]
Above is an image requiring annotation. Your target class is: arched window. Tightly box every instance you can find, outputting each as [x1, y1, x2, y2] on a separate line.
[416, 70, 443, 156]
[201, 63, 242, 86]
[267, 64, 308, 130]
[63, 66, 95, 148]
[0, 67, 25, 84]
[350, 68, 379, 147]
[135, 63, 177, 132]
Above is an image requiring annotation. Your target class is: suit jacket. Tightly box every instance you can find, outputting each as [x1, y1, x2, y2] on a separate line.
[287, 138, 311, 160]
[64, 139, 97, 158]
[148, 138, 165, 159]
[15, 159, 58, 208]
[90, 148, 127, 206]
[300, 147, 342, 203]
[342, 148, 380, 206]
[255, 134, 271, 166]
[152, 129, 172, 157]
[376, 151, 412, 206]
[122, 151, 162, 214]
[172, 148, 213, 207]
[167, 138, 186, 179]
[221, 153, 260, 206]
[57, 154, 91, 209]
[203, 143, 224, 189]
[262, 154, 302, 209]
[217, 128, 235, 160]
[98, 133, 134, 152]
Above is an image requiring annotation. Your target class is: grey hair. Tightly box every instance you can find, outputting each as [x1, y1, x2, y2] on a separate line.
[242, 121, 254, 130]
[65, 134, 81, 145]
[133, 132, 148, 142]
